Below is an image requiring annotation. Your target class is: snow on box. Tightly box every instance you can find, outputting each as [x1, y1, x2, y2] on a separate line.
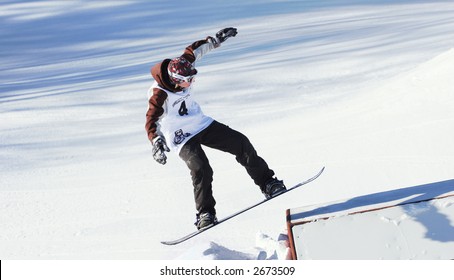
[286, 179, 454, 259]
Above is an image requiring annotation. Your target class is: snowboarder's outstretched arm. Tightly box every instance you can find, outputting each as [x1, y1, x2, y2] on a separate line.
[181, 27, 238, 63]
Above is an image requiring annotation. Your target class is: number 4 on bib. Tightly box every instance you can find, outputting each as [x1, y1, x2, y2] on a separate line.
[178, 101, 188, 116]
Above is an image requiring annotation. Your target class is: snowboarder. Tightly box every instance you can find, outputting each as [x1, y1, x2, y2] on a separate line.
[146, 27, 286, 230]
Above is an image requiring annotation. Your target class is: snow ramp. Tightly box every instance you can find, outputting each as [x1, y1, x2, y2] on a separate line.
[286, 179, 454, 259]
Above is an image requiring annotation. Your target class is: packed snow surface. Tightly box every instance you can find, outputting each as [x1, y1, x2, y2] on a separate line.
[1, 0, 454, 259]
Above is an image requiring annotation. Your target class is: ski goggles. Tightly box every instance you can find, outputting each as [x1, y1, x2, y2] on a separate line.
[168, 71, 197, 83]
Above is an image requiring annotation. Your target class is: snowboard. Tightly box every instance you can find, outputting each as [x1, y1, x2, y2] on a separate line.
[161, 166, 325, 245]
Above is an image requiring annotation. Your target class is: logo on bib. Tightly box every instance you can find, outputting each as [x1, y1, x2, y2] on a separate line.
[173, 129, 191, 145]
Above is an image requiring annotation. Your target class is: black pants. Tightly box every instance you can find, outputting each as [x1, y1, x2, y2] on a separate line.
[179, 121, 274, 215]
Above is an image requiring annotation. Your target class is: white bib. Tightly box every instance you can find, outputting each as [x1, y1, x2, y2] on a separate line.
[148, 82, 213, 153]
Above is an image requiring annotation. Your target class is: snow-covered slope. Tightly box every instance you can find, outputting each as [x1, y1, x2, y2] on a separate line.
[1, 0, 454, 260]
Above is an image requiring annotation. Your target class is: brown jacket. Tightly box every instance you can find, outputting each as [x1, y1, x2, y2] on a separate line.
[145, 37, 218, 143]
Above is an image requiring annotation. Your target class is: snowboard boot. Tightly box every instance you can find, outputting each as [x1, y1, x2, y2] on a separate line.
[262, 177, 286, 199]
[195, 212, 218, 230]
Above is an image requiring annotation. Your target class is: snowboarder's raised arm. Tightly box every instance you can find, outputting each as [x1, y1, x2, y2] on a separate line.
[182, 27, 238, 63]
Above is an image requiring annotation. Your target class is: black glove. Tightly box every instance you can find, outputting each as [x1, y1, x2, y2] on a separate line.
[216, 27, 238, 44]
[152, 136, 170, 165]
